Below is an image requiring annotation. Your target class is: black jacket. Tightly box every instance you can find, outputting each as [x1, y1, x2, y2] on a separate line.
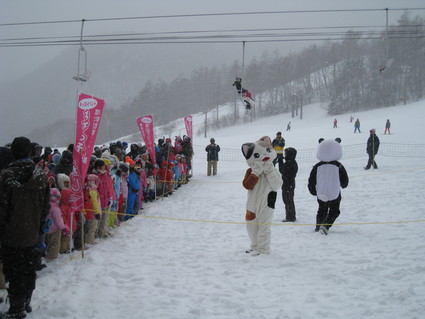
[278, 147, 298, 190]
[206, 144, 220, 161]
[0, 159, 50, 247]
[366, 134, 380, 155]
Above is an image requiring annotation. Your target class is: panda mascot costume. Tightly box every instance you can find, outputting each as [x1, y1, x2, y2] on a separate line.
[242, 136, 282, 255]
[308, 138, 349, 235]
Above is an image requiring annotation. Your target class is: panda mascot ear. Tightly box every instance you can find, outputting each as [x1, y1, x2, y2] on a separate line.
[241, 143, 254, 159]
[335, 137, 342, 143]
[318, 138, 324, 144]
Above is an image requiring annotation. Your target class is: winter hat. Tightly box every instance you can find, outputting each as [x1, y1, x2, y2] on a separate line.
[11, 136, 32, 160]
[52, 153, 61, 164]
[125, 156, 135, 166]
[50, 188, 61, 204]
[86, 174, 99, 190]
[102, 158, 112, 166]
[57, 173, 70, 190]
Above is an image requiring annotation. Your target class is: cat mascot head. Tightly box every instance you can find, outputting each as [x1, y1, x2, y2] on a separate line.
[241, 136, 276, 168]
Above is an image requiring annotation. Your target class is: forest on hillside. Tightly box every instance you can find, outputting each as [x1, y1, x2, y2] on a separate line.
[30, 13, 424, 145]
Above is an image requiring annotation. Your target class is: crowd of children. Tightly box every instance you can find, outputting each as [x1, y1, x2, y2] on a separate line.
[1, 135, 194, 262]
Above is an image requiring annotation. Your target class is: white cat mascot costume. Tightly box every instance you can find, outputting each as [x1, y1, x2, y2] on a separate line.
[242, 136, 282, 255]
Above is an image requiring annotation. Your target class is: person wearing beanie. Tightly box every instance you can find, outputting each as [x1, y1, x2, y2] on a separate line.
[0, 136, 50, 318]
[364, 129, 380, 170]
[272, 131, 285, 166]
[205, 138, 220, 176]
[54, 150, 73, 176]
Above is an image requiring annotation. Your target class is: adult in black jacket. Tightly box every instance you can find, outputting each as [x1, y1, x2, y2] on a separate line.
[278, 147, 298, 222]
[181, 136, 193, 177]
[0, 136, 50, 318]
[0, 146, 13, 172]
[205, 138, 220, 176]
[364, 129, 380, 170]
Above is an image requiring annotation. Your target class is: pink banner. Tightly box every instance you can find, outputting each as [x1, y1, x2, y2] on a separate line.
[70, 93, 105, 211]
[184, 115, 193, 144]
[137, 115, 156, 170]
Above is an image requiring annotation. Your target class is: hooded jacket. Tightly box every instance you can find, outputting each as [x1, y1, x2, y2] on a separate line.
[278, 147, 298, 190]
[0, 159, 50, 247]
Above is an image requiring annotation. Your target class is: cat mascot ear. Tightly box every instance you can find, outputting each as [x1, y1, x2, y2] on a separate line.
[241, 143, 254, 159]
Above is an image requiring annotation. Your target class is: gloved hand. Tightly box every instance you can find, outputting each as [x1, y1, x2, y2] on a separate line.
[251, 161, 264, 176]
[263, 161, 276, 175]
[62, 226, 70, 236]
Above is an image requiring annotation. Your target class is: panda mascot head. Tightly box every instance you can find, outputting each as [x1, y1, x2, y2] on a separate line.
[316, 138, 342, 162]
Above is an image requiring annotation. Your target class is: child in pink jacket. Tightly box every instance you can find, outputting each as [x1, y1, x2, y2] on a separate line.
[46, 188, 69, 259]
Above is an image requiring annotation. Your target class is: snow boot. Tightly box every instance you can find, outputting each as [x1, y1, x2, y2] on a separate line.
[319, 225, 329, 235]
[3, 299, 26, 319]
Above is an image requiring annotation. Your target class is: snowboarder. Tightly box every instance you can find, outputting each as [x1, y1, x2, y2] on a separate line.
[232, 77, 255, 110]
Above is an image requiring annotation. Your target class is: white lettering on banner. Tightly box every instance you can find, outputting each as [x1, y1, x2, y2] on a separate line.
[185, 116, 192, 122]
[141, 117, 152, 124]
[78, 98, 98, 110]
[75, 110, 90, 153]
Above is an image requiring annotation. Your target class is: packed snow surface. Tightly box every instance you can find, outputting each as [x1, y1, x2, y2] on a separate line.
[13, 101, 425, 318]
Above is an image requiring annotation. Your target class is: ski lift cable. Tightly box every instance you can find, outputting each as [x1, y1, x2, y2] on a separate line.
[1, 7, 425, 27]
[0, 24, 422, 44]
[1, 35, 425, 48]
[1, 29, 423, 47]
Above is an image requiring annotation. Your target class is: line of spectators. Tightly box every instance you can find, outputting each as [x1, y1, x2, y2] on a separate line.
[0, 135, 193, 318]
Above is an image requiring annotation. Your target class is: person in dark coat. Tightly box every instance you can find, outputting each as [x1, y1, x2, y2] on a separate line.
[364, 129, 380, 170]
[278, 147, 298, 222]
[41, 146, 53, 162]
[0, 146, 13, 172]
[205, 138, 220, 176]
[54, 149, 73, 176]
[181, 136, 193, 177]
[0, 136, 50, 318]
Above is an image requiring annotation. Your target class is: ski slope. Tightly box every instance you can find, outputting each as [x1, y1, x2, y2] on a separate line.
[14, 100, 425, 319]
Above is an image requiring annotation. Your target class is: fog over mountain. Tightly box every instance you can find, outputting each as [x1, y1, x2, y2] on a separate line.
[0, 43, 243, 145]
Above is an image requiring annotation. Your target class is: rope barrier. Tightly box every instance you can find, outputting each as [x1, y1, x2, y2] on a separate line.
[192, 142, 425, 163]
[77, 165, 425, 227]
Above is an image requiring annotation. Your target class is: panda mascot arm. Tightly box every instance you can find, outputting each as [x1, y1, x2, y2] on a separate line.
[339, 164, 349, 189]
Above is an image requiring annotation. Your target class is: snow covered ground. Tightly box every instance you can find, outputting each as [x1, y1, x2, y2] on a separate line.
[8, 101, 425, 319]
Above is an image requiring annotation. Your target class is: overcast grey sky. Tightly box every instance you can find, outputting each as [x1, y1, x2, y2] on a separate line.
[1, 0, 424, 83]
